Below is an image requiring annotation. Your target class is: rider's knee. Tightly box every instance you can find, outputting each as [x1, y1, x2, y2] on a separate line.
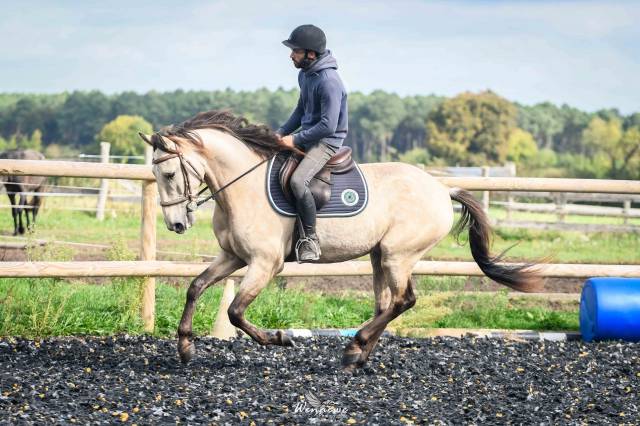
[290, 173, 309, 200]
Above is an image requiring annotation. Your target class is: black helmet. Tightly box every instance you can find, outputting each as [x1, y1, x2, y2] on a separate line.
[282, 24, 326, 54]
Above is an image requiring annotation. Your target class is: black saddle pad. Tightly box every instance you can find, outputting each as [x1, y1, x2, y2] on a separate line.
[266, 152, 368, 217]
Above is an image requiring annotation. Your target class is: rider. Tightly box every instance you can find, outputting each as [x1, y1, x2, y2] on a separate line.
[276, 24, 348, 262]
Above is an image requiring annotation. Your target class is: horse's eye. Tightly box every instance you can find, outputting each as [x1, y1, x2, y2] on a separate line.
[165, 172, 175, 180]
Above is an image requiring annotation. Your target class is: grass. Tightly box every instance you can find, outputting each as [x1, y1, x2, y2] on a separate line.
[1, 198, 637, 264]
[0, 197, 628, 336]
[0, 276, 580, 338]
[0, 278, 375, 337]
[389, 289, 579, 334]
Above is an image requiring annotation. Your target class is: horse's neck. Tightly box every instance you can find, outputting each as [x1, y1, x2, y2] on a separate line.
[201, 131, 267, 213]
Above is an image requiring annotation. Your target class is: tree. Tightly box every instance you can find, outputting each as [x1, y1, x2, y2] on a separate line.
[347, 91, 406, 162]
[517, 102, 564, 150]
[16, 129, 43, 151]
[398, 147, 430, 165]
[553, 105, 591, 154]
[582, 117, 640, 179]
[390, 95, 442, 154]
[506, 128, 537, 162]
[265, 88, 299, 129]
[425, 91, 517, 165]
[59, 91, 113, 147]
[96, 115, 153, 158]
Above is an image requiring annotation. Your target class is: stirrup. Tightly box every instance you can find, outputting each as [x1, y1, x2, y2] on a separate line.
[295, 237, 321, 263]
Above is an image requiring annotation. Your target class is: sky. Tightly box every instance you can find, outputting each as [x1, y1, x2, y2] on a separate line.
[1, 0, 639, 113]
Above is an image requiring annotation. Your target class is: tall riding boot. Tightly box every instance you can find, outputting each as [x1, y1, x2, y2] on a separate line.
[295, 188, 321, 262]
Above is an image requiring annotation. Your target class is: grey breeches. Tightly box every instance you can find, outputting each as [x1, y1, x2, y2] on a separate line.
[290, 141, 338, 234]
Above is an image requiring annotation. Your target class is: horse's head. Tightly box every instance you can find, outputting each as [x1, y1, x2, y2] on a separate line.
[139, 132, 206, 234]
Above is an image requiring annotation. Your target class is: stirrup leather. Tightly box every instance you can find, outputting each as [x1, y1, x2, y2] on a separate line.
[295, 237, 321, 262]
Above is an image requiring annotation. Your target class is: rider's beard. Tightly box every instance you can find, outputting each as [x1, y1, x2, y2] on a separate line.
[293, 57, 315, 70]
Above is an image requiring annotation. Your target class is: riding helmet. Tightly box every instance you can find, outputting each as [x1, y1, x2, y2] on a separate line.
[282, 24, 326, 54]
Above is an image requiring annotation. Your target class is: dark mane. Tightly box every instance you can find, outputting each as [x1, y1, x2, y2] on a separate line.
[158, 110, 286, 159]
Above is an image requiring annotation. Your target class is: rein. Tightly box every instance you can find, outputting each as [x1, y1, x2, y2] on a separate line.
[151, 138, 274, 212]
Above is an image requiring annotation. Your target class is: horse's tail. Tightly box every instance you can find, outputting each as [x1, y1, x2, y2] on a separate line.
[449, 188, 542, 292]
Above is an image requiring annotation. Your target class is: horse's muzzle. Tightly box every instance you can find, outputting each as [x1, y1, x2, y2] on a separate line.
[173, 222, 186, 234]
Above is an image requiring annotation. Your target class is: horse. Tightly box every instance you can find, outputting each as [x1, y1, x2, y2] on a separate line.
[0, 149, 47, 236]
[138, 110, 541, 372]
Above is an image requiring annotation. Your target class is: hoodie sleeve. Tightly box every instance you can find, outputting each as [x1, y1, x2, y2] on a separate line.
[293, 78, 342, 146]
[276, 95, 303, 136]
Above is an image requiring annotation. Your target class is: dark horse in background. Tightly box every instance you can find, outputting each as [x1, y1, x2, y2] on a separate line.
[0, 149, 47, 235]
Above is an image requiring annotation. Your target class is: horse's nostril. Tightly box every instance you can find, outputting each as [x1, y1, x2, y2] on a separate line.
[174, 222, 185, 233]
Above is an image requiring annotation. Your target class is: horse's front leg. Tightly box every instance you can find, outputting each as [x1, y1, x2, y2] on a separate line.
[17, 195, 27, 235]
[227, 259, 294, 347]
[178, 250, 245, 363]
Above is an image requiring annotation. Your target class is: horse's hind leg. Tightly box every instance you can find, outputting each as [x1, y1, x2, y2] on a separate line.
[17, 195, 27, 234]
[28, 195, 42, 231]
[342, 253, 418, 372]
[372, 246, 391, 316]
[178, 250, 245, 364]
[227, 259, 294, 347]
[357, 246, 390, 329]
[358, 277, 415, 364]
[7, 193, 18, 236]
[25, 200, 31, 231]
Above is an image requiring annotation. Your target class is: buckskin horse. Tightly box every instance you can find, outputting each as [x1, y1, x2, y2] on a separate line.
[139, 110, 541, 372]
[0, 149, 47, 235]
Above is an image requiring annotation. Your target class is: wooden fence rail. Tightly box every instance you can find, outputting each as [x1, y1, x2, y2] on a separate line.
[0, 260, 638, 278]
[1, 158, 640, 332]
[4, 159, 640, 193]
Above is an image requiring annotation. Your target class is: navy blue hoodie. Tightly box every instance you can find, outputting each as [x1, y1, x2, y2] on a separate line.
[277, 51, 348, 149]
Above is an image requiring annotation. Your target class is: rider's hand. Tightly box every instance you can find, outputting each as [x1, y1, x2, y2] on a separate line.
[280, 134, 295, 149]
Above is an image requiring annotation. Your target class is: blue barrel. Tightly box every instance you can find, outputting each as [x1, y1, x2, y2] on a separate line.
[580, 278, 640, 342]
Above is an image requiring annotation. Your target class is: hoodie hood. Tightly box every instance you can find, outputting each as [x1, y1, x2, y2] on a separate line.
[304, 50, 338, 74]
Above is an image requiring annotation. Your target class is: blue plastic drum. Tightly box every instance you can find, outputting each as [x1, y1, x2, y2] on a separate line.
[580, 278, 640, 342]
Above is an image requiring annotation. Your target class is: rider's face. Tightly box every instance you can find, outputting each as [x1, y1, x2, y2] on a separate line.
[290, 49, 316, 68]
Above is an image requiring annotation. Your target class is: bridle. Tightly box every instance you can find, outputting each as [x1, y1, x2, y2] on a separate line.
[151, 135, 274, 213]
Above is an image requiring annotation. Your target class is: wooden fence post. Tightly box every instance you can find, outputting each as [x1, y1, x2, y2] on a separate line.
[211, 279, 237, 339]
[623, 199, 631, 225]
[141, 145, 157, 332]
[482, 166, 490, 213]
[555, 193, 567, 223]
[96, 142, 110, 220]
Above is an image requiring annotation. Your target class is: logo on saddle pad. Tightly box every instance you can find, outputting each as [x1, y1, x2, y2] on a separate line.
[340, 189, 359, 206]
[266, 149, 368, 217]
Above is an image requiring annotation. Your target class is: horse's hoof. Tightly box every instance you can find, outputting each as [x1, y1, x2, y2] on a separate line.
[178, 341, 196, 364]
[341, 350, 363, 370]
[276, 330, 295, 347]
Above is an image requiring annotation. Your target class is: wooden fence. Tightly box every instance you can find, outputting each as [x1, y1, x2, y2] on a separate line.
[1, 156, 640, 331]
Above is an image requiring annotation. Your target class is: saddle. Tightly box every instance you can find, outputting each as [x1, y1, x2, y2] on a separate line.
[278, 146, 355, 209]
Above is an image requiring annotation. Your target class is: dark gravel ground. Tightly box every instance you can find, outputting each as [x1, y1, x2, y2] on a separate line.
[1, 335, 638, 425]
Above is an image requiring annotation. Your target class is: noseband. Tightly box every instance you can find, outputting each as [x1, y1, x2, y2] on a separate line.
[151, 135, 275, 213]
[152, 149, 204, 212]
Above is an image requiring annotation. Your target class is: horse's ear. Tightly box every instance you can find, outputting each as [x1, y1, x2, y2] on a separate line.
[138, 132, 153, 147]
